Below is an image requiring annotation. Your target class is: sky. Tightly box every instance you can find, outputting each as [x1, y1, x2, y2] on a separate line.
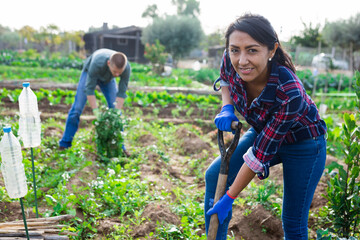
[1, 0, 359, 41]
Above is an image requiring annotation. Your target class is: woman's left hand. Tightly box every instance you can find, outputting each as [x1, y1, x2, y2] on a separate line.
[214, 104, 239, 132]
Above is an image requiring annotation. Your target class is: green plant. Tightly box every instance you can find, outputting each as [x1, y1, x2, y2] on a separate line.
[144, 40, 168, 75]
[94, 107, 126, 161]
[246, 180, 280, 213]
[0, 49, 84, 70]
[0, 65, 80, 82]
[155, 223, 183, 239]
[193, 68, 218, 84]
[316, 228, 358, 240]
[0, 186, 11, 202]
[320, 71, 360, 238]
[323, 115, 343, 158]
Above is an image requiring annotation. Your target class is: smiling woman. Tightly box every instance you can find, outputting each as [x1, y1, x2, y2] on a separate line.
[227, 30, 277, 104]
[206, 13, 327, 240]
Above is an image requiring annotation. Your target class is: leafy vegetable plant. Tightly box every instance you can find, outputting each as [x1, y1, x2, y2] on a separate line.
[94, 107, 126, 161]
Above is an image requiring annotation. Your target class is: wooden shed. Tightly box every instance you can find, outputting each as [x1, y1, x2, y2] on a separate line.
[83, 24, 146, 63]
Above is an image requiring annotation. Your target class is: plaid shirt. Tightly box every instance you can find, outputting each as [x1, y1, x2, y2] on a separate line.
[216, 51, 327, 179]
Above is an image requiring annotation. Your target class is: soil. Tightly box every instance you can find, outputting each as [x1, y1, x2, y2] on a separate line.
[0, 92, 337, 240]
[131, 203, 181, 239]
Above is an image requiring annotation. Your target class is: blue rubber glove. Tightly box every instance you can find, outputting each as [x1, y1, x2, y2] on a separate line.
[214, 104, 239, 132]
[206, 191, 236, 224]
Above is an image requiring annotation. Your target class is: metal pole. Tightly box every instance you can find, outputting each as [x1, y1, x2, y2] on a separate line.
[31, 147, 39, 218]
[20, 197, 30, 240]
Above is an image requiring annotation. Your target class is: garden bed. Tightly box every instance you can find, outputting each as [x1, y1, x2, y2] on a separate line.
[0, 84, 341, 240]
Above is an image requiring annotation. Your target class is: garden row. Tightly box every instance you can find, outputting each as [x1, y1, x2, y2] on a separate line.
[0, 48, 358, 92]
[0, 87, 357, 114]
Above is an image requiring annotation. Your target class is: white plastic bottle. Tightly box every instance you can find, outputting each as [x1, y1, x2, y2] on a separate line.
[18, 82, 41, 148]
[0, 127, 28, 199]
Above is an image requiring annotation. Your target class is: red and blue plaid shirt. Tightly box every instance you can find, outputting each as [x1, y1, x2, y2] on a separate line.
[216, 51, 327, 179]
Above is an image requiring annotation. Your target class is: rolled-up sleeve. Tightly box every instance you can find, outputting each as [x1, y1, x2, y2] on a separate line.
[243, 146, 264, 173]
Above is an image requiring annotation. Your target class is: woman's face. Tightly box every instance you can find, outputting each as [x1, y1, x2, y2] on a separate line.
[228, 30, 276, 84]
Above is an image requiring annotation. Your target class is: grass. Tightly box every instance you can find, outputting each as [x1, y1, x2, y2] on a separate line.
[0, 111, 212, 239]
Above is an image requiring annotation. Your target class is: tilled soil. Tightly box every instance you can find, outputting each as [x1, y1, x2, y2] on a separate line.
[0, 91, 334, 240]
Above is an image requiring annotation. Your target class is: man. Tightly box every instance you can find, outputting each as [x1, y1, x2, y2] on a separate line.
[59, 48, 131, 157]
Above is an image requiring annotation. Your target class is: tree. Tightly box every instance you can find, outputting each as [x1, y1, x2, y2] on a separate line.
[142, 4, 159, 19]
[171, 0, 200, 17]
[63, 31, 85, 55]
[346, 13, 360, 51]
[0, 25, 20, 50]
[200, 29, 225, 51]
[290, 22, 326, 48]
[322, 20, 348, 48]
[141, 15, 204, 62]
[38, 24, 63, 53]
[18, 25, 37, 48]
[322, 13, 360, 71]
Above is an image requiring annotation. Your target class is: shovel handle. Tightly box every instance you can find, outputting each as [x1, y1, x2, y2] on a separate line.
[207, 173, 228, 239]
[231, 121, 238, 130]
[207, 121, 242, 240]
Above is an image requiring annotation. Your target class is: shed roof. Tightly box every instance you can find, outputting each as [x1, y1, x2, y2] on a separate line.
[85, 25, 142, 36]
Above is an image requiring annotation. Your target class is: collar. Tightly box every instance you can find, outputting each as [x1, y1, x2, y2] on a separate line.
[256, 63, 279, 104]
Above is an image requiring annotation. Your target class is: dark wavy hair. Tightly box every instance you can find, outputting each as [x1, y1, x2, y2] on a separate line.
[225, 13, 296, 73]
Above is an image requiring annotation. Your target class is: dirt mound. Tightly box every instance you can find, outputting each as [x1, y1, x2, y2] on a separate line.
[229, 204, 283, 240]
[0, 201, 37, 222]
[175, 127, 211, 155]
[132, 203, 180, 238]
[137, 133, 158, 147]
[44, 126, 63, 138]
[97, 218, 122, 236]
[140, 150, 185, 192]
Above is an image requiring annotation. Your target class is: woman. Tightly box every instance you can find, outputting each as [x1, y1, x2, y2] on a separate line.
[205, 13, 327, 239]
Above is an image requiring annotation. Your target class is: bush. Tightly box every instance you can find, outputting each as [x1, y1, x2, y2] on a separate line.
[318, 71, 360, 238]
[144, 40, 168, 75]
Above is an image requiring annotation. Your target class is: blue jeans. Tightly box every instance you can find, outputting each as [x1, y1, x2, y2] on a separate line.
[205, 128, 326, 240]
[59, 71, 117, 148]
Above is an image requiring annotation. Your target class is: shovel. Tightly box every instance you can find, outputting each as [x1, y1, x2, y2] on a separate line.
[207, 121, 242, 240]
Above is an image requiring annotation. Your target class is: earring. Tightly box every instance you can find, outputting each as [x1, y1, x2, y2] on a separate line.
[269, 58, 272, 61]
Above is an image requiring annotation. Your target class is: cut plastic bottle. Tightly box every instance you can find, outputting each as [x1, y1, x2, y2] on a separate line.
[18, 82, 41, 148]
[0, 127, 28, 199]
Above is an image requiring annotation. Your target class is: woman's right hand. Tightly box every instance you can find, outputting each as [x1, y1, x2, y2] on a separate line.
[214, 104, 239, 132]
[206, 191, 236, 224]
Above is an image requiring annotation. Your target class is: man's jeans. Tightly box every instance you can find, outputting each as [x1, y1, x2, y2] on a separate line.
[205, 128, 326, 240]
[59, 71, 117, 148]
